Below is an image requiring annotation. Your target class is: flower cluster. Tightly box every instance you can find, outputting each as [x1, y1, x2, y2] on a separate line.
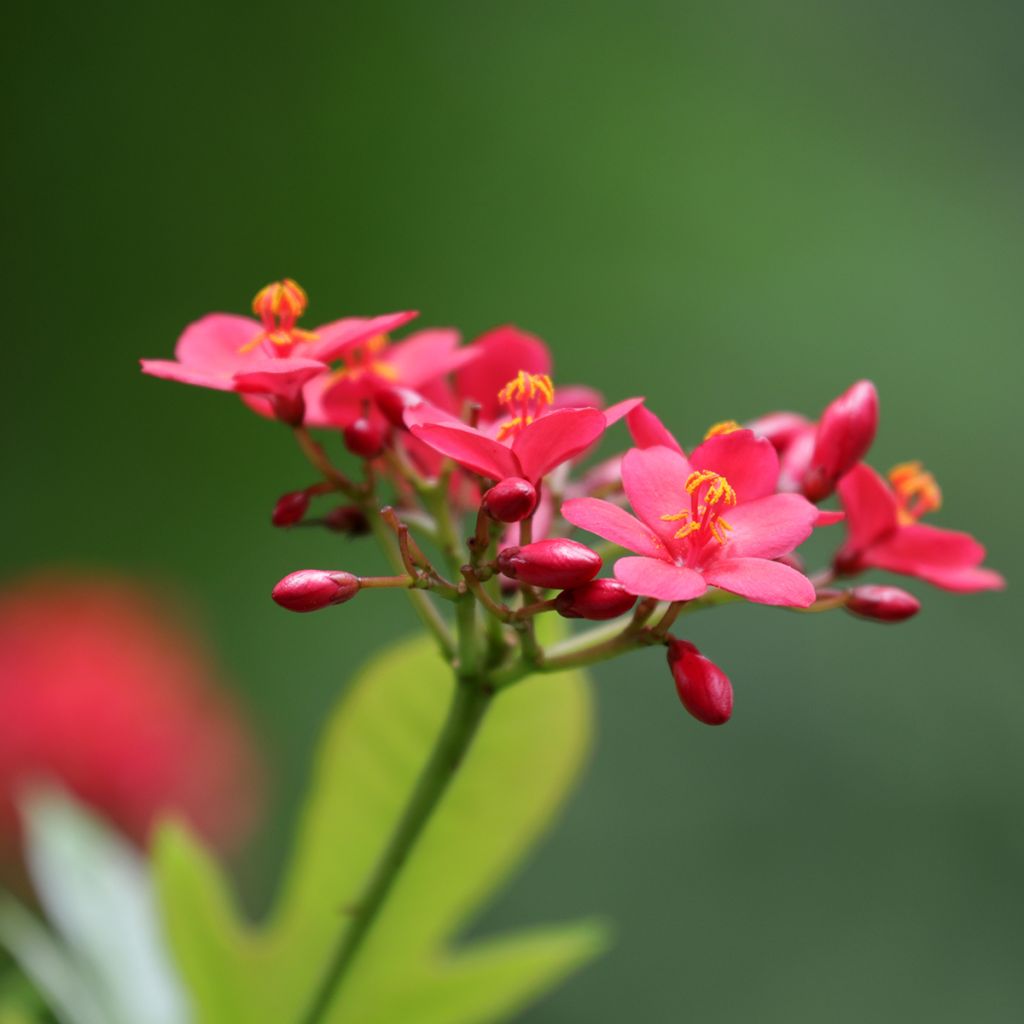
[143, 281, 1004, 726]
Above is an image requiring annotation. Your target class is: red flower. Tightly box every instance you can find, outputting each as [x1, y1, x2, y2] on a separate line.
[836, 463, 1004, 592]
[563, 432, 818, 606]
[141, 278, 416, 422]
[0, 574, 262, 872]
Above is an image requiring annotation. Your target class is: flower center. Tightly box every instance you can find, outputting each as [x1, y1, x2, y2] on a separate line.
[661, 470, 737, 556]
[496, 371, 555, 441]
[326, 333, 398, 387]
[241, 279, 318, 354]
[888, 461, 942, 525]
[703, 420, 741, 440]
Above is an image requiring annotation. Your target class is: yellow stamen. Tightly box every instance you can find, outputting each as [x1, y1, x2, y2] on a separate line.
[497, 371, 556, 440]
[888, 460, 942, 524]
[704, 420, 741, 440]
[662, 471, 736, 544]
[252, 278, 308, 321]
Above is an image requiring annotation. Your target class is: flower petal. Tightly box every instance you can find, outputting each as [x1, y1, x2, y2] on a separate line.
[386, 329, 476, 387]
[863, 523, 988, 574]
[456, 325, 552, 421]
[901, 565, 1006, 593]
[689, 429, 780, 502]
[410, 423, 520, 480]
[723, 493, 819, 559]
[562, 498, 666, 558]
[232, 359, 328, 399]
[513, 408, 606, 482]
[836, 463, 899, 552]
[174, 314, 262, 372]
[614, 557, 707, 601]
[621, 445, 695, 546]
[307, 311, 419, 362]
[703, 557, 816, 607]
[602, 397, 645, 425]
[140, 359, 235, 391]
[627, 406, 684, 454]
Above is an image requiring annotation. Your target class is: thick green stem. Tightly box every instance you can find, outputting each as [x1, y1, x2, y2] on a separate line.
[300, 678, 493, 1024]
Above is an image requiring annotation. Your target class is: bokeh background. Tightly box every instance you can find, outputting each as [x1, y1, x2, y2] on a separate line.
[3, 1, 1022, 1020]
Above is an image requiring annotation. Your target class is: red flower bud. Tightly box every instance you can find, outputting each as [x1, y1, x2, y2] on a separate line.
[555, 579, 637, 620]
[666, 639, 733, 726]
[482, 478, 538, 523]
[802, 380, 879, 502]
[746, 411, 811, 453]
[324, 505, 371, 536]
[845, 584, 920, 623]
[271, 490, 310, 527]
[271, 570, 360, 613]
[497, 539, 602, 590]
[343, 418, 387, 460]
[376, 387, 424, 429]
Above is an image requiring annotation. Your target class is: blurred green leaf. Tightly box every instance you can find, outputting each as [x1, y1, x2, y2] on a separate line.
[155, 631, 607, 1023]
[0, 791, 192, 1024]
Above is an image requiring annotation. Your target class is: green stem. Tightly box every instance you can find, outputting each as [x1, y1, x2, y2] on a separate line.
[299, 678, 493, 1024]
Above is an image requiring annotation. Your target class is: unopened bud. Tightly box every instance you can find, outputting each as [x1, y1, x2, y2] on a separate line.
[272, 490, 310, 527]
[271, 570, 360, 613]
[497, 539, 602, 590]
[324, 505, 371, 536]
[746, 411, 811, 452]
[376, 387, 424, 429]
[802, 380, 879, 502]
[845, 584, 920, 623]
[666, 639, 733, 726]
[343, 417, 387, 459]
[482, 477, 538, 523]
[555, 579, 636, 620]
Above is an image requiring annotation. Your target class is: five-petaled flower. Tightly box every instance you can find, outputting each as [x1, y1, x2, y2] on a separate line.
[835, 462, 1005, 592]
[407, 368, 639, 486]
[563, 431, 819, 606]
[140, 278, 417, 422]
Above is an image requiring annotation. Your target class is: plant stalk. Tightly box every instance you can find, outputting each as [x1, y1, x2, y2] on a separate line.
[299, 677, 493, 1024]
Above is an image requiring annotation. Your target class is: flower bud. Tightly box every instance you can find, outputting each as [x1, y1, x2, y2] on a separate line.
[746, 411, 811, 453]
[271, 490, 310, 527]
[845, 584, 920, 623]
[271, 570, 360, 613]
[343, 417, 387, 459]
[802, 380, 879, 502]
[376, 386, 424, 429]
[496, 539, 602, 590]
[324, 505, 371, 536]
[555, 579, 636, 620]
[666, 639, 733, 726]
[482, 477, 538, 523]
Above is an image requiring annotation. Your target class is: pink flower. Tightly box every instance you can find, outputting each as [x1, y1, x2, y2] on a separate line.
[305, 327, 478, 429]
[141, 278, 417, 422]
[407, 367, 636, 485]
[563, 432, 819, 606]
[0, 574, 262, 878]
[836, 462, 1005, 592]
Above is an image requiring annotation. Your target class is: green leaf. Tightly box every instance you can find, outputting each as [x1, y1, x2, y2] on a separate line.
[155, 631, 608, 1023]
[7, 790, 191, 1024]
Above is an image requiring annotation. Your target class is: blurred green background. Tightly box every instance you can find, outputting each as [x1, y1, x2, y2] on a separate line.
[3, 1, 1022, 1020]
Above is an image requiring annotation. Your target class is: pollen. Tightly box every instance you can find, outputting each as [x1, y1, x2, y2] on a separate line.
[889, 460, 942, 523]
[252, 279, 308, 323]
[497, 371, 556, 441]
[704, 420, 741, 440]
[661, 470, 736, 545]
[241, 278, 317, 353]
